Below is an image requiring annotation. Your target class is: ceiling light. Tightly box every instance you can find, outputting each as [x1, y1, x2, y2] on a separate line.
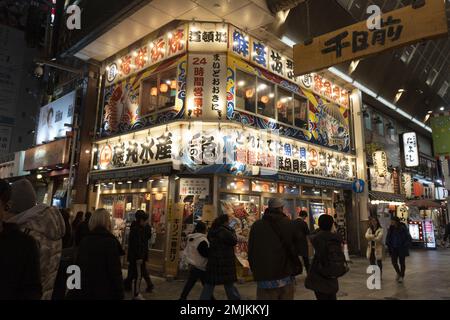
[127, 181, 132, 184]
[37, 174, 43, 180]
[440, 106, 445, 111]
[280, 36, 295, 48]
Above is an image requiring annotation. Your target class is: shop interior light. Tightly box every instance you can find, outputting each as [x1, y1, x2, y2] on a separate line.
[85, 149, 90, 154]
[257, 84, 267, 92]
[132, 51, 138, 57]
[170, 80, 177, 89]
[139, 179, 143, 183]
[127, 181, 132, 184]
[260, 96, 269, 103]
[245, 89, 255, 98]
[150, 87, 158, 96]
[38, 167, 43, 170]
[117, 182, 123, 185]
[269, 93, 275, 98]
[440, 106, 445, 111]
[160, 83, 169, 93]
[237, 80, 246, 87]
[37, 174, 43, 180]
[108, 182, 114, 185]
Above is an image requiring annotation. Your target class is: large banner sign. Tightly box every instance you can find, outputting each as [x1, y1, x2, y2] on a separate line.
[293, 1, 448, 75]
[36, 91, 75, 145]
[92, 122, 356, 182]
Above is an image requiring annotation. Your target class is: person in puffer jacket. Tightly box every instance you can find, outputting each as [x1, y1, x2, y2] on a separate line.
[179, 221, 210, 300]
[7, 179, 65, 300]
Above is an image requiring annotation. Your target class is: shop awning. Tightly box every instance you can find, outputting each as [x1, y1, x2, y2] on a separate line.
[90, 164, 172, 183]
[369, 191, 406, 203]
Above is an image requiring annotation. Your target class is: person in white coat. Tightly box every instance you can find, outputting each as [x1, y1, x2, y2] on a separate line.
[179, 221, 211, 300]
[365, 216, 384, 277]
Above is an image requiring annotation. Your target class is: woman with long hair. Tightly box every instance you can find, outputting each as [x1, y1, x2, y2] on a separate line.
[365, 216, 384, 277]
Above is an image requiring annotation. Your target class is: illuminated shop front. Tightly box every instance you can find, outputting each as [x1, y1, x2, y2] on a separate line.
[89, 21, 360, 277]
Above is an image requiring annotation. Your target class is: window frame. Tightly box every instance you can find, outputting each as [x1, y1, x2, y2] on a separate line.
[140, 67, 178, 117]
[234, 68, 309, 130]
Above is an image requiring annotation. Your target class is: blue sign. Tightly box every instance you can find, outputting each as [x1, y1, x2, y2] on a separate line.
[352, 179, 365, 193]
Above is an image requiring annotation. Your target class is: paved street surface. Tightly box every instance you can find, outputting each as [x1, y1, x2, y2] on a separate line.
[125, 249, 450, 300]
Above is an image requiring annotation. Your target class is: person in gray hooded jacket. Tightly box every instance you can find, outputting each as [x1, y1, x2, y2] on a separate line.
[6, 179, 65, 300]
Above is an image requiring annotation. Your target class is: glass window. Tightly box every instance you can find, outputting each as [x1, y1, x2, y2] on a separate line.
[364, 109, 372, 130]
[256, 78, 275, 118]
[236, 70, 256, 113]
[322, 189, 332, 198]
[251, 180, 277, 193]
[219, 177, 250, 192]
[159, 69, 177, 110]
[278, 183, 300, 195]
[141, 68, 177, 115]
[375, 115, 384, 136]
[294, 94, 308, 129]
[276, 87, 294, 125]
[302, 187, 321, 197]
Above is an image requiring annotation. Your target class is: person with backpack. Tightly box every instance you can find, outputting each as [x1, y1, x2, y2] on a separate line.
[293, 210, 310, 274]
[386, 216, 412, 284]
[0, 179, 42, 300]
[305, 214, 348, 300]
[248, 199, 303, 300]
[200, 214, 241, 300]
[365, 216, 384, 278]
[179, 221, 212, 300]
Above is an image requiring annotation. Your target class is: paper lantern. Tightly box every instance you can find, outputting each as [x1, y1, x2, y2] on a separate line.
[236, 181, 244, 190]
[260, 95, 269, 104]
[245, 88, 255, 98]
[150, 87, 158, 96]
[160, 83, 169, 93]
[170, 80, 177, 89]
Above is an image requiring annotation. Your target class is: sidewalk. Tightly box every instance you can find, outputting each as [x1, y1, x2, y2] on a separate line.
[126, 249, 450, 300]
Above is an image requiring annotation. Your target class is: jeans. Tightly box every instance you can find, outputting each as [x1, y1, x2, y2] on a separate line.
[256, 283, 295, 300]
[369, 248, 383, 276]
[390, 249, 406, 278]
[180, 266, 207, 300]
[200, 283, 241, 300]
[314, 291, 337, 300]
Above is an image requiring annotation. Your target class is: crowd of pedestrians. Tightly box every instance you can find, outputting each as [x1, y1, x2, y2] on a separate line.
[0, 177, 416, 300]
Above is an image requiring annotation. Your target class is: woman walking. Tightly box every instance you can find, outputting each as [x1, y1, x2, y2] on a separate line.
[200, 214, 240, 300]
[365, 216, 384, 277]
[68, 209, 125, 300]
[386, 217, 412, 284]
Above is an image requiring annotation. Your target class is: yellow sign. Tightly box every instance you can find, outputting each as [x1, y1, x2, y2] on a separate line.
[164, 203, 184, 277]
[294, 1, 448, 75]
[201, 204, 216, 229]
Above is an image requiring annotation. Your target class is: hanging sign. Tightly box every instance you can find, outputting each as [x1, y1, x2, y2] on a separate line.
[179, 178, 210, 198]
[352, 179, 365, 193]
[186, 53, 227, 119]
[293, 1, 448, 75]
[372, 151, 387, 177]
[402, 132, 419, 167]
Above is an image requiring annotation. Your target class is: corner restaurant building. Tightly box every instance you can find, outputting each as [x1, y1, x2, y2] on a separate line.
[87, 21, 362, 277]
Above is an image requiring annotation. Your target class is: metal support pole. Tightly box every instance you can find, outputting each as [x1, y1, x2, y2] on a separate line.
[66, 113, 79, 209]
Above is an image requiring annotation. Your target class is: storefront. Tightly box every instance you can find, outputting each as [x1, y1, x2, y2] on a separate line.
[89, 21, 360, 278]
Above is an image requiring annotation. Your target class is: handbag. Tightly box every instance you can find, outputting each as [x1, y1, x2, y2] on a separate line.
[266, 218, 303, 276]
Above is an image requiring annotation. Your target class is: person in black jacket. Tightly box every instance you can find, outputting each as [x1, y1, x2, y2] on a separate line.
[443, 222, 450, 246]
[293, 210, 310, 273]
[386, 217, 412, 283]
[305, 214, 345, 300]
[0, 179, 42, 300]
[71, 211, 83, 237]
[248, 199, 303, 300]
[200, 214, 241, 300]
[126, 210, 154, 300]
[74, 211, 92, 246]
[67, 208, 124, 300]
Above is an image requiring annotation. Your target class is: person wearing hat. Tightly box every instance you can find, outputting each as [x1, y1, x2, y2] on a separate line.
[125, 210, 154, 299]
[248, 198, 304, 300]
[386, 216, 412, 283]
[0, 179, 42, 299]
[6, 179, 65, 300]
[305, 214, 347, 300]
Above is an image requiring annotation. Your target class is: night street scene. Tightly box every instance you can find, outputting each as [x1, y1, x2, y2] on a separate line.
[2, 0, 450, 308]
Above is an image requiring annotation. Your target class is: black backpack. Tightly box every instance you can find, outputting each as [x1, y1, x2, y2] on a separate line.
[316, 237, 349, 279]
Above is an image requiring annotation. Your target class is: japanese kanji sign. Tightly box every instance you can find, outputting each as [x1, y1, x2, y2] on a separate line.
[372, 150, 388, 177]
[188, 22, 228, 52]
[165, 202, 184, 277]
[186, 53, 227, 120]
[293, 1, 448, 75]
[402, 132, 419, 167]
[179, 178, 210, 198]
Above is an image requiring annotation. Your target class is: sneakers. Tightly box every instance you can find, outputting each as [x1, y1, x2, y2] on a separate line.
[132, 293, 146, 300]
[395, 274, 400, 281]
[398, 277, 404, 284]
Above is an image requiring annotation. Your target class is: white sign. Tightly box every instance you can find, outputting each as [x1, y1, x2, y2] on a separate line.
[403, 132, 419, 167]
[36, 91, 75, 145]
[372, 151, 388, 177]
[435, 187, 448, 200]
[186, 53, 227, 120]
[401, 173, 413, 198]
[370, 167, 394, 193]
[188, 22, 228, 52]
[179, 178, 210, 198]
[0, 126, 12, 153]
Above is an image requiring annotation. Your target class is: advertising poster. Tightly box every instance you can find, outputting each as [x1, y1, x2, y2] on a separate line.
[424, 220, 436, 249]
[369, 167, 395, 193]
[36, 91, 75, 145]
[220, 200, 259, 268]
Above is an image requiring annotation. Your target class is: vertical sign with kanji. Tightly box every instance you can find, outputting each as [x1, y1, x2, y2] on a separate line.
[165, 202, 184, 277]
[402, 132, 419, 167]
[229, 26, 250, 61]
[186, 53, 227, 120]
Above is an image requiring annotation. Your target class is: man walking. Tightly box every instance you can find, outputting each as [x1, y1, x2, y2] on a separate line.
[248, 199, 304, 300]
[293, 210, 310, 273]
